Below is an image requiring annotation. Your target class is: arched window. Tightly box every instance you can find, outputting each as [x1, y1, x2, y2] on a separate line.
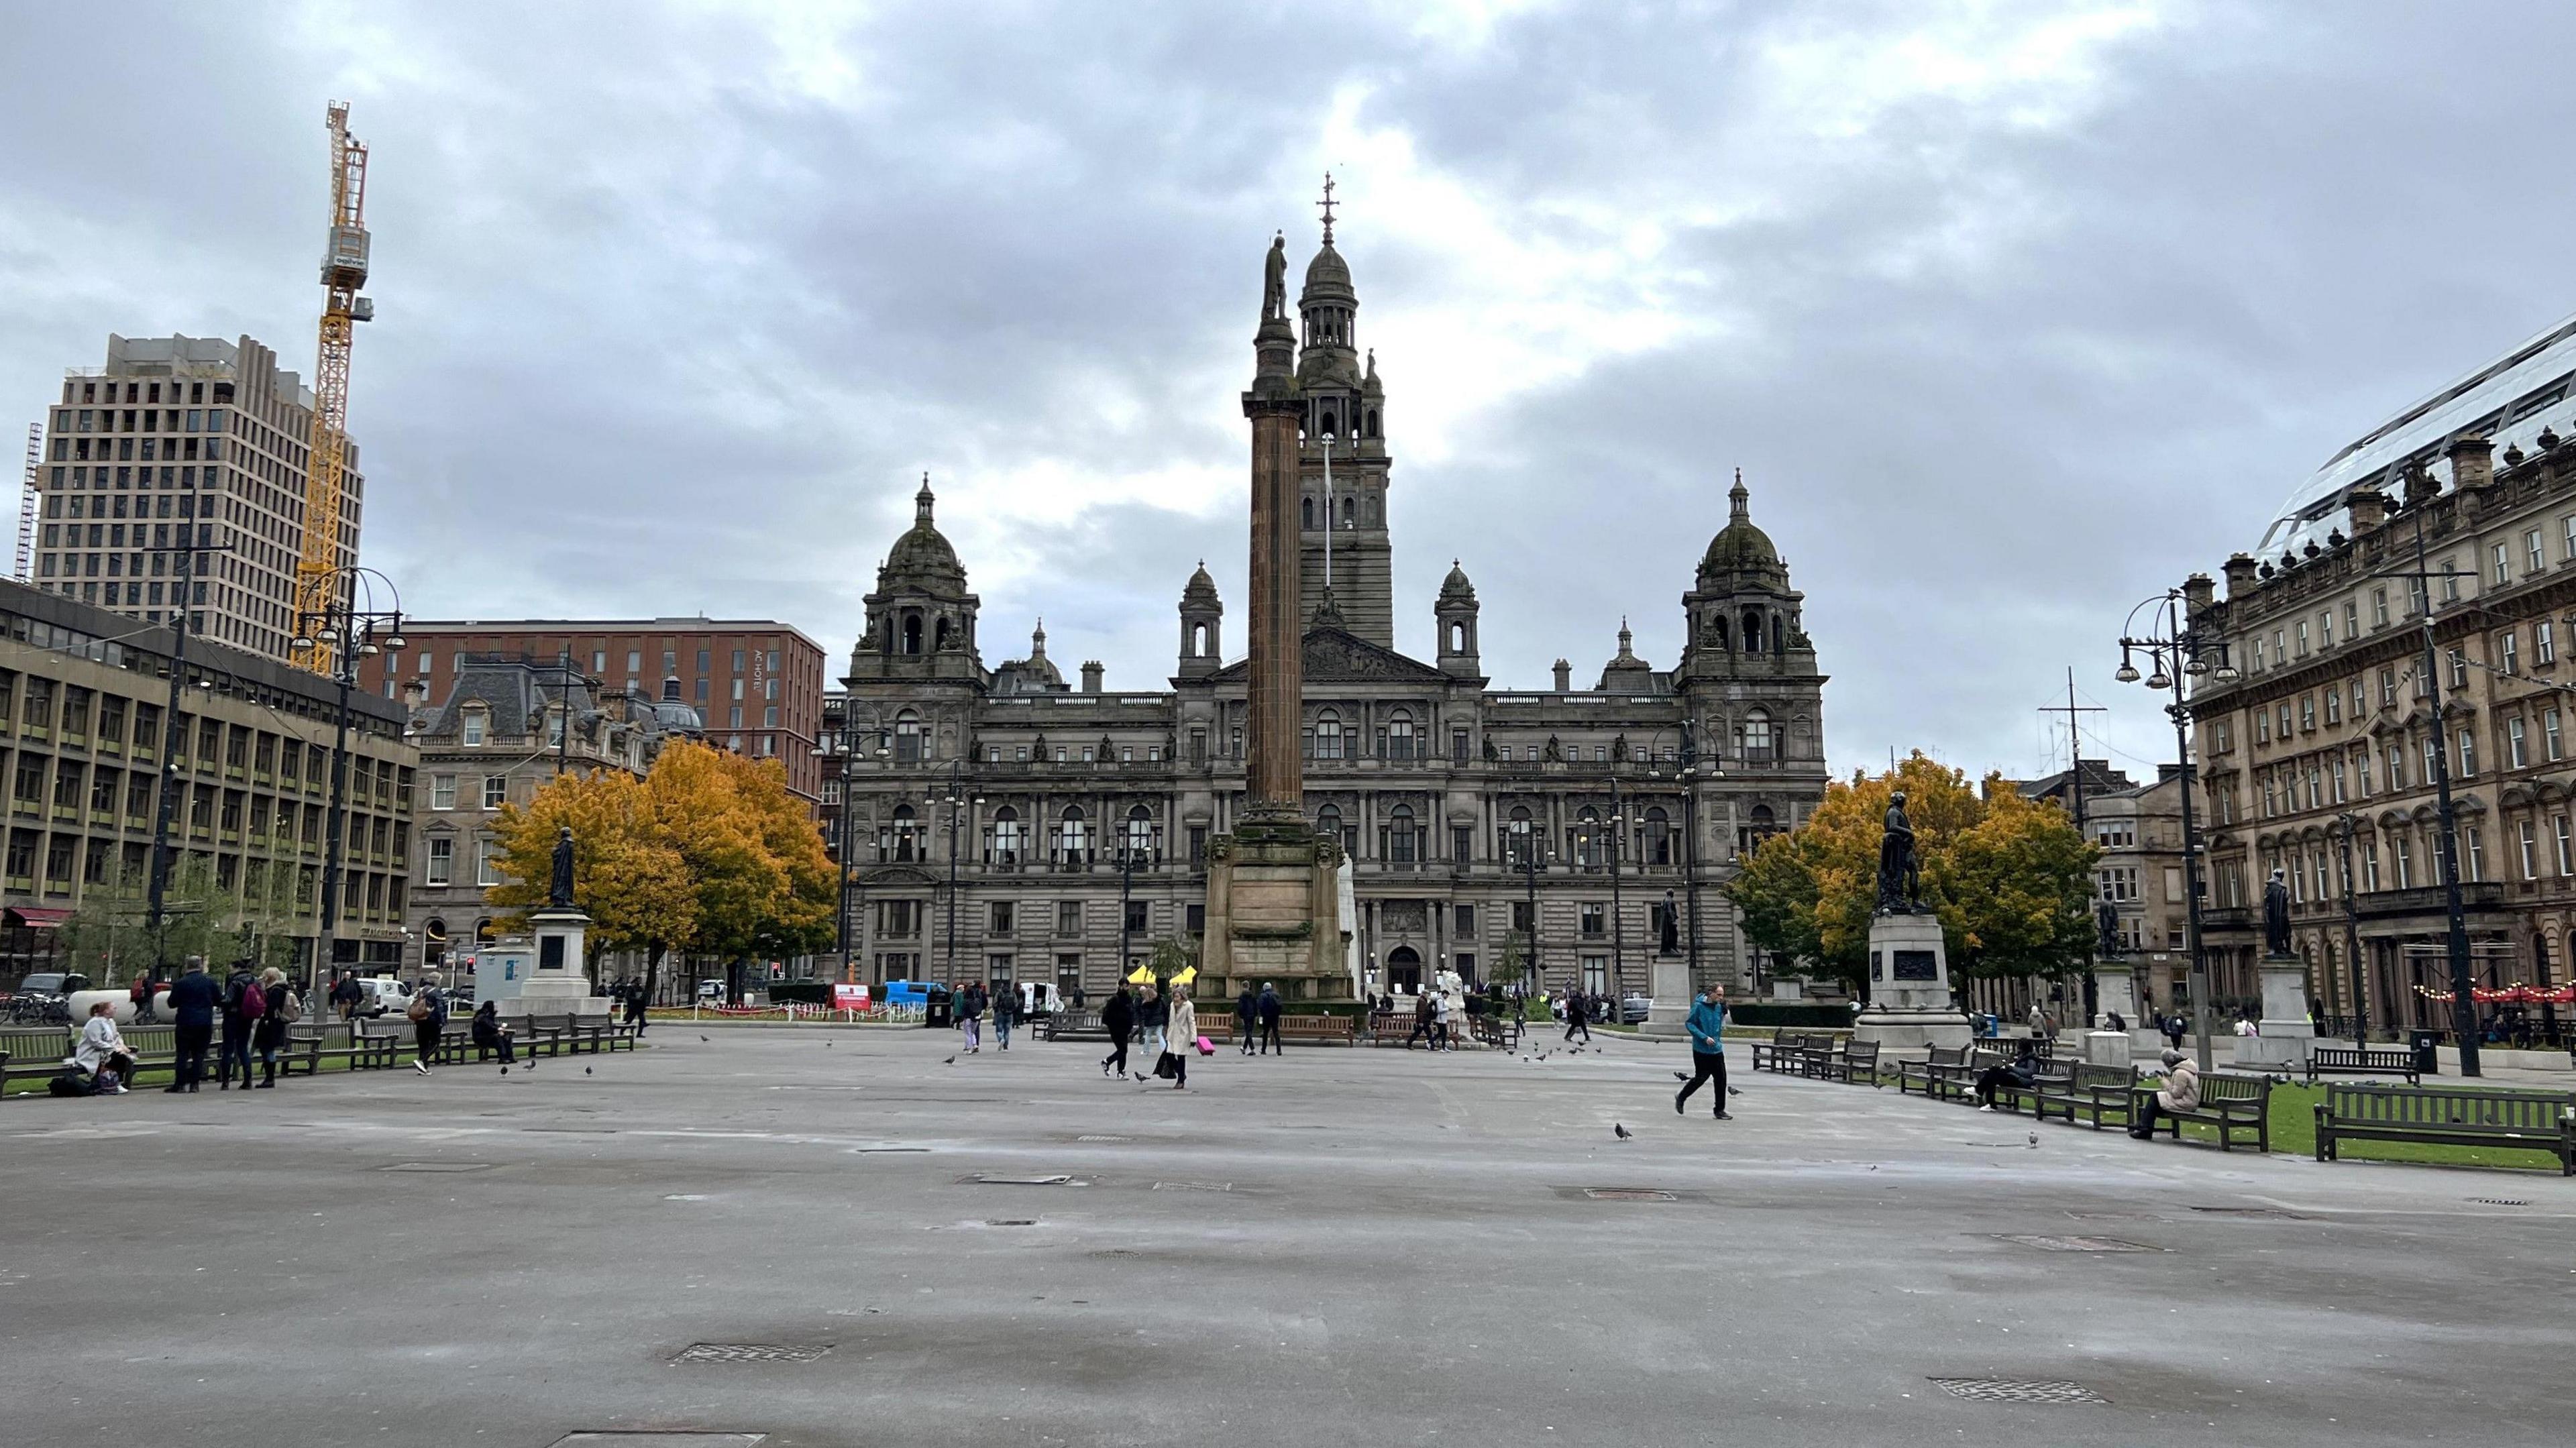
[1506, 805, 1536, 869]
[1385, 803, 1418, 864]
[1644, 806, 1672, 866]
[1340, 495, 1356, 526]
[902, 613, 924, 657]
[894, 710, 924, 763]
[1447, 621, 1467, 654]
[1772, 615, 1785, 653]
[1320, 408, 1340, 439]
[1191, 622, 1210, 657]
[1056, 805, 1089, 868]
[1741, 709, 1774, 763]
[1315, 709, 1344, 759]
[886, 803, 918, 863]
[1387, 944, 1422, 993]
[1124, 805, 1155, 863]
[1302, 496, 1315, 530]
[1574, 806, 1603, 869]
[988, 805, 1022, 865]
[934, 616, 953, 651]
[1387, 709, 1415, 761]
[1741, 608, 1762, 655]
[1364, 409, 1380, 439]
[1316, 803, 1343, 852]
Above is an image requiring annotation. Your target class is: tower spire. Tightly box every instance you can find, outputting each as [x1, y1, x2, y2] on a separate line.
[1729, 466, 1749, 522]
[916, 471, 935, 524]
[1317, 171, 1337, 245]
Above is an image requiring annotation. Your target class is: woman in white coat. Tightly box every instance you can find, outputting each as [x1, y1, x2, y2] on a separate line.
[1160, 987, 1198, 1091]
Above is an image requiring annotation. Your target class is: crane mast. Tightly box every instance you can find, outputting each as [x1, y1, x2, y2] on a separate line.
[13, 423, 38, 581]
[291, 101, 372, 675]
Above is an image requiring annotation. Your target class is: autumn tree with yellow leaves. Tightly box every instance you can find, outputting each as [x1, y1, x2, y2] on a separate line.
[490, 742, 835, 1003]
[1727, 751, 2098, 999]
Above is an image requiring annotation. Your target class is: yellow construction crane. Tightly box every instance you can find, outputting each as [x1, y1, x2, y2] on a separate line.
[291, 101, 373, 675]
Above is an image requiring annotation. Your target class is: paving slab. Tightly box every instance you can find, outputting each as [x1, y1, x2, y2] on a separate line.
[3, 1029, 2569, 1447]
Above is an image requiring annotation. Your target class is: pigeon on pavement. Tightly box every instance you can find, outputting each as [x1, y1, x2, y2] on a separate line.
[1613, 1123, 1633, 1140]
[944, 1054, 958, 1065]
[584, 1066, 593, 1076]
[699, 1035, 710, 1042]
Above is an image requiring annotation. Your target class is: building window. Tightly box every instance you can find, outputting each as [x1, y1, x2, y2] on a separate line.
[474, 838, 499, 887]
[894, 710, 923, 763]
[2394, 834, 2414, 889]
[2323, 689, 2341, 726]
[425, 836, 453, 885]
[991, 901, 1014, 937]
[1313, 709, 1343, 759]
[2509, 715, 2528, 769]
[2528, 528, 2546, 576]
[2543, 620, 2559, 666]
[1452, 824, 1472, 863]
[2495, 542, 2512, 587]
[1579, 903, 1605, 936]
[482, 775, 507, 810]
[1057, 900, 1083, 935]
[2557, 815, 2573, 877]
[2465, 826, 2485, 883]
[2520, 820, 2540, 881]
[2548, 708, 2565, 763]
[1456, 903, 1477, 934]
[2502, 630, 2520, 675]
[1387, 710, 1415, 761]
[429, 773, 456, 810]
[2448, 651, 2469, 689]
[461, 709, 486, 746]
[2300, 695, 2315, 731]
[2459, 728, 2477, 778]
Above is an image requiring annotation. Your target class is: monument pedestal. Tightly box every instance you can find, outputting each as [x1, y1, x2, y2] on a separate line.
[487, 905, 609, 1021]
[2091, 961, 2139, 1031]
[2231, 952, 2315, 1070]
[1201, 812, 1352, 1005]
[1852, 911, 1971, 1053]
[1638, 955, 1693, 1038]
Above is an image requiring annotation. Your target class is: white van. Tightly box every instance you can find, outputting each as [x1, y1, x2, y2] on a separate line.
[355, 977, 413, 1019]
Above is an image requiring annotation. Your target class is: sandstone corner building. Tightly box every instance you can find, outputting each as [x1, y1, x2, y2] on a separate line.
[832, 215, 1829, 1003]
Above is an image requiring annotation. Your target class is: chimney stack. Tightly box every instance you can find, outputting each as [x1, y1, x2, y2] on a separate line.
[2447, 434, 2496, 512]
[2221, 553, 2259, 600]
[1552, 658, 1572, 693]
[1080, 660, 1104, 694]
[2345, 487, 2387, 535]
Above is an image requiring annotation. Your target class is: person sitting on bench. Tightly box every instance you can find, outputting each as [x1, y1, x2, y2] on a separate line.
[2130, 1049, 2198, 1138]
[74, 1001, 138, 1095]
[472, 999, 518, 1066]
[1975, 1042, 2039, 1111]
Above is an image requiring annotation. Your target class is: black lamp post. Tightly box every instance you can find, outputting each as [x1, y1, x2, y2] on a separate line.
[814, 720, 890, 983]
[2116, 588, 2236, 1078]
[290, 567, 405, 985]
[938, 757, 980, 987]
[2333, 810, 2367, 1047]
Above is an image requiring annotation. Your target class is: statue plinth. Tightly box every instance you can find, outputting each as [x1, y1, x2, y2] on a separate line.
[2231, 952, 2316, 1069]
[484, 905, 608, 1020]
[1852, 910, 1970, 1053]
[1201, 823, 1352, 1004]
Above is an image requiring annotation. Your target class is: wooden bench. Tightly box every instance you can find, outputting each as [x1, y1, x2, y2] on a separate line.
[1924, 1046, 1998, 1104]
[2033, 1062, 2137, 1129]
[1811, 1038, 1882, 1086]
[2306, 1044, 2420, 1086]
[1896, 1044, 1966, 1098]
[1039, 1009, 1105, 1042]
[1368, 1012, 1436, 1047]
[1750, 1032, 1822, 1074]
[2315, 1083, 2575, 1174]
[286, 1023, 398, 1076]
[1278, 1014, 1357, 1046]
[2136, 1070, 2273, 1152]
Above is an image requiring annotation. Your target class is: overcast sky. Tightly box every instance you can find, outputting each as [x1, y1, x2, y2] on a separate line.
[5, 1, 2571, 782]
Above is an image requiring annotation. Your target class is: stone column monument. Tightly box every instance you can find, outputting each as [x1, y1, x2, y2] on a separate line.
[1851, 791, 1970, 1052]
[1202, 234, 1352, 1004]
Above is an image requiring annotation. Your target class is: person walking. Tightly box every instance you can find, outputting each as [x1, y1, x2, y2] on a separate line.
[409, 972, 447, 1074]
[958, 981, 985, 1053]
[1430, 989, 1454, 1052]
[1101, 983, 1136, 1078]
[1563, 988, 1593, 1045]
[216, 959, 266, 1091]
[329, 970, 362, 1023]
[1158, 985, 1197, 1091]
[991, 985, 1018, 1050]
[251, 966, 297, 1089]
[127, 974, 151, 1026]
[76, 1001, 138, 1094]
[1133, 983, 1169, 1081]
[1235, 985, 1258, 1056]
[164, 957, 218, 1093]
[1674, 985, 1732, 1119]
[472, 999, 517, 1065]
[1405, 989, 1435, 1048]
[2161, 1011, 2188, 1050]
[623, 979, 649, 1037]
[1256, 981, 1283, 1056]
[2129, 1048, 2199, 1139]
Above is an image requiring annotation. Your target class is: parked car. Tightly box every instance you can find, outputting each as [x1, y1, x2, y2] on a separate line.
[879, 979, 934, 1008]
[354, 977, 414, 1019]
[696, 979, 727, 1001]
[1620, 993, 1654, 1025]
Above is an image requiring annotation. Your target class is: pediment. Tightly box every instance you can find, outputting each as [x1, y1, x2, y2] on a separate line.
[1208, 627, 1450, 685]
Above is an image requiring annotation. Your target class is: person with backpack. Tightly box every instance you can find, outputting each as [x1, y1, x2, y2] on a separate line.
[128, 974, 152, 1025]
[164, 957, 219, 1093]
[957, 979, 985, 1053]
[329, 970, 364, 1023]
[409, 972, 447, 1074]
[216, 959, 266, 1091]
[990, 983, 1018, 1050]
[251, 966, 298, 1089]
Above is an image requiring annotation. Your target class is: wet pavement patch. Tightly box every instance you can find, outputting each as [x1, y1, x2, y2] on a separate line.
[1992, 1233, 2162, 1253]
[550, 1434, 768, 1445]
[376, 1162, 493, 1173]
[961, 1172, 1087, 1186]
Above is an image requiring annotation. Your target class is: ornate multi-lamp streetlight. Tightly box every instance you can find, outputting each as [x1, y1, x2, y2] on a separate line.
[2114, 588, 2237, 1076]
[812, 720, 891, 983]
[289, 566, 405, 982]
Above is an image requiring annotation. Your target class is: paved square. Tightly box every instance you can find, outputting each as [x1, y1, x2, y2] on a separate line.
[5, 1028, 2570, 1446]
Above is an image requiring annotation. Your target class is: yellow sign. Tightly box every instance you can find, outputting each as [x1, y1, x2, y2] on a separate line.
[1125, 966, 1153, 984]
[1171, 966, 1198, 987]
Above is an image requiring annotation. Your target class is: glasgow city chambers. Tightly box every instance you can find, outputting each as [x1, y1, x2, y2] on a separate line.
[824, 214, 1828, 1004]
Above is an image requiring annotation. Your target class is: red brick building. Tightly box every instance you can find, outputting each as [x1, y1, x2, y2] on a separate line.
[356, 618, 827, 803]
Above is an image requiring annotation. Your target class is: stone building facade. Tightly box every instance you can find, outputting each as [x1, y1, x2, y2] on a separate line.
[2186, 309, 2576, 1029]
[829, 222, 1829, 1003]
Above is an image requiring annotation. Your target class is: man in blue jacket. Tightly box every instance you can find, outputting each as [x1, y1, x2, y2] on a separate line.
[162, 956, 221, 1094]
[1674, 985, 1732, 1119]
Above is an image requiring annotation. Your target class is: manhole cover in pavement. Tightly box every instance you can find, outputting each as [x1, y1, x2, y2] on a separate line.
[1993, 1234, 2161, 1253]
[1929, 1377, 2108, 1404]
[551, 1435, 768, 1445]
[670, 1343, 833, 1365]
[378, 1162, 493, 1173]
[2471, 1198, 2532, 1207]
[1585, 1187, 1679, 1202]
[2188, 1206, 2304, 1219]
[962, 1173, 1086, 1186]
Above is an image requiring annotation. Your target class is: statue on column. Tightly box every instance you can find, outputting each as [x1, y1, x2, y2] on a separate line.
[1874, 791, 1919, 914]
[548, 826, 576, 909]
[1262, 233, 1287, 322]
[2262, 866, 2292, 956]
[2095, 900, 2122, 959]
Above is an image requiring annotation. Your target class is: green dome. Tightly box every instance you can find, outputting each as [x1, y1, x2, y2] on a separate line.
[1699, 471, 1784, 579]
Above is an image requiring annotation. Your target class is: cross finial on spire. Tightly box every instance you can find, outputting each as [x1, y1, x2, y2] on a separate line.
[1318, 171, 1336, 244]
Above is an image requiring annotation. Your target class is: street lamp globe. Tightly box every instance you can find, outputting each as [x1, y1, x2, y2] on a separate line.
[2145, 666, 2173, 691]
[2214, 662, 2242, 683]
